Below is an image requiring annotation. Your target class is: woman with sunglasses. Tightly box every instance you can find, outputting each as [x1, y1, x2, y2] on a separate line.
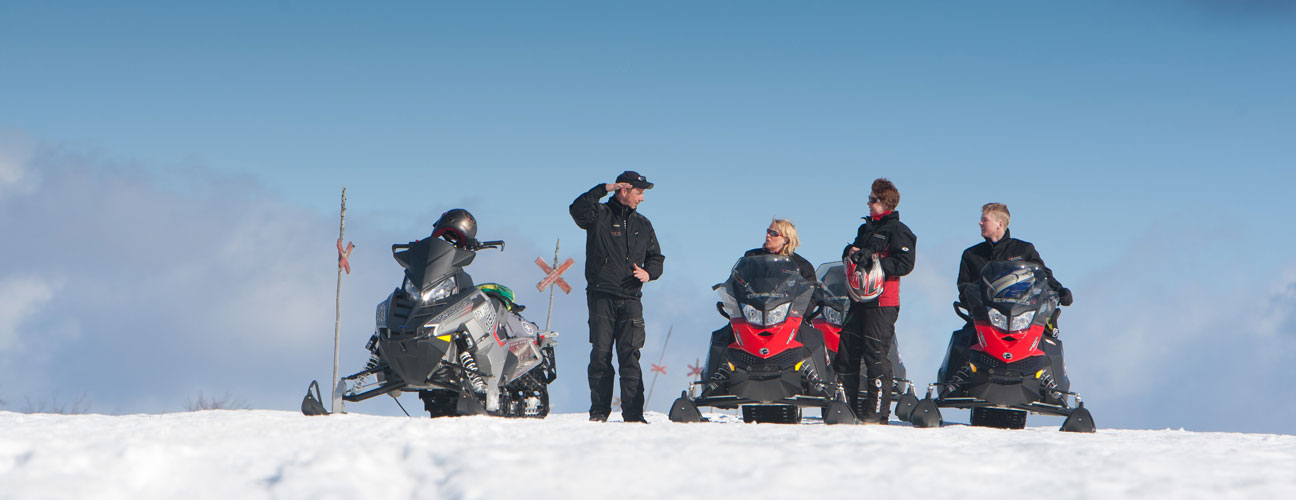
[699, 218, 817, 386]
[748, 219, 816, 280]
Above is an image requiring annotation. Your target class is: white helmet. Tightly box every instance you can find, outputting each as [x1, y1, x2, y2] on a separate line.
[844, 251, 885, 302]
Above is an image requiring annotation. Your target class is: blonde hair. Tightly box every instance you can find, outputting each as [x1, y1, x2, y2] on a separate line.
[982, 203, 1011, 226]
[769, 218, 800, 256]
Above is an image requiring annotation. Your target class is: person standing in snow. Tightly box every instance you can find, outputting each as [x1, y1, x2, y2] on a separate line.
[569, 171, 665, 423]
[832, 178, 916, 424]
[942, 202, 1072, 394]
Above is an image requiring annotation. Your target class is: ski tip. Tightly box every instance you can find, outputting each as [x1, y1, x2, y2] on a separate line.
[301, 380, 331, 416]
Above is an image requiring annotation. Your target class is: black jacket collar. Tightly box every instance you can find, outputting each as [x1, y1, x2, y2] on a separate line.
[863, 210, 900, 225]
[607, 196, 636, 217]
[986, 227, 1011, 246]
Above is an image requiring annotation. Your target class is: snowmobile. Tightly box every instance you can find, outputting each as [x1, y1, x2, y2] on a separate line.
[302, 211, 558, 418]
[811, 261, 921, 421]
[669, 255, 856, 424]
[904, 260, 1095, 432]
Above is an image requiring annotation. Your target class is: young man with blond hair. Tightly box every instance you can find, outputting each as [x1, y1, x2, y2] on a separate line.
[941, 202, 1072, 396]
[957, 203, 1070, 309]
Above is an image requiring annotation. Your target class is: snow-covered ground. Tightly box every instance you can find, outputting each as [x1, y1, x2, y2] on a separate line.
[2, 410, 1293, 500]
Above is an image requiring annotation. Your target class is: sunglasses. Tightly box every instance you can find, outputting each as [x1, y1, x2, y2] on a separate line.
[868, 195, 881, 204]
[766, 229, 782, 238]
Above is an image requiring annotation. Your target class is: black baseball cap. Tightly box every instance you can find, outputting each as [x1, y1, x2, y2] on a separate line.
[616, 171, 654, 189]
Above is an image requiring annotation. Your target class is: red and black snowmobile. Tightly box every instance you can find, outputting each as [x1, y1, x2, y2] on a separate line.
[669, 255, 855, 424]
[812, 261, 921, 421]
[906, 260, 1095, 432]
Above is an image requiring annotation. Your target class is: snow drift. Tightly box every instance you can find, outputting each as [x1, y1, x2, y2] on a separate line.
[2, 410, 1293, 499]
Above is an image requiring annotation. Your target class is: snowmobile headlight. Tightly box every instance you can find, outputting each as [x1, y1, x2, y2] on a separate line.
[403, 279, 420, 300]
[987, 308, 1008, 330]
[375, 301, 388, 329]
[423, 276, 457, 303]
[1010, 310, 1036, 332]
[742, 304, 763, 325]
[765, 302, 791, 325]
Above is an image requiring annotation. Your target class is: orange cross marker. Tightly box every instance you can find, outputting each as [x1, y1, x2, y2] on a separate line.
[536, 257, 575, 294]
[337, 239, 355, 274]
[687, 361, 702, 377]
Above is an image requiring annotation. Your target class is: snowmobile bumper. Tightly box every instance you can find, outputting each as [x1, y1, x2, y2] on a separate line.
[376, 333, 451, 390]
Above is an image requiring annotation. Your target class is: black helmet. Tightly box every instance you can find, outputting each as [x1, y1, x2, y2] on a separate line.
[432, 209, 477, 247]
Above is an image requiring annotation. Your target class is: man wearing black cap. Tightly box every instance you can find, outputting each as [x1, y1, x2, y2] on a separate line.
[569, 171, 665, 423]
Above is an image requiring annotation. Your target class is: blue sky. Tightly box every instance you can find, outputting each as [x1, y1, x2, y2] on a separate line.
[2, 1, 1294, 433]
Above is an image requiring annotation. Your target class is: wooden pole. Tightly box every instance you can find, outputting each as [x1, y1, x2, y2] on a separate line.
[332, 187, 347, 413]
[645, 324, 674, 407]
[545, 239, 559, 331]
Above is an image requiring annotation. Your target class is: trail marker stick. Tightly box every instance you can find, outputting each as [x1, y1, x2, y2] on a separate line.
[535, 240, 573, 331]
[645, 324, 674, 407]
[331, 188, 353, 414]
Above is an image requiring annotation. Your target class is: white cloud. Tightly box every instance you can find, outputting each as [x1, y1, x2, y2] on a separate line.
[0, 141, 376, 412]
[1061, 221, 1296, 433]
[0, 275, 64, 351]
[0, 129, 36, 197]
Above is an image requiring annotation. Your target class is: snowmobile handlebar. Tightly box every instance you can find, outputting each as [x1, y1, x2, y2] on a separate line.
[953, 301, 972, 323]
[390, 239, 506, 254]
[472, 239, 505, 251]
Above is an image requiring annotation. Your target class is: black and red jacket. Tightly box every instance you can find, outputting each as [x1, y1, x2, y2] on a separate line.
[842, 211, 916, 308]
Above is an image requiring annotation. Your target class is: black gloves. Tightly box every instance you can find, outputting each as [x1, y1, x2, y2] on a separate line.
[850, 250, 875, 267]
[1058, 288, 1073, 307]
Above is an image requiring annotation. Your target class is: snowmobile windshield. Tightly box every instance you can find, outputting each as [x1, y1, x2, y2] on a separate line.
[718, 255, 814, 325]
[815, 262, 850, 301]
[979, 261, 1052, 316]
[393, 237, 476, 291]
[814, 262, 851, 323]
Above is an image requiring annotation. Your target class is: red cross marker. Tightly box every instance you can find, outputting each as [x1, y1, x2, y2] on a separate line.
[536, 257, 575, 294]
[650, 363, 667, 375]
[687, 360, 702, 377]
[337, 239, 355, 274]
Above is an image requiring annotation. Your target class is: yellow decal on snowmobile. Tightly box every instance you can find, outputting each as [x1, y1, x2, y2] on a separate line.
[795, 361, 804, 371]
[1035, 369, 1045, 379]
[436, 334, 452, 343]
[727, 362, 735, 371]
[968, 363, 978, 373]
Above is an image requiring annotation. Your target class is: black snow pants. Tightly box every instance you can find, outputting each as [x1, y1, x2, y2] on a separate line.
[832, 305, 899, 423]
[587, 292, 646, 420]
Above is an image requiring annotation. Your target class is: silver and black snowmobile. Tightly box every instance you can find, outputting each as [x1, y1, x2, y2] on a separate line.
[904, 260, 1095, 432]
[669, 255, 856, 424]
[302, 210, 558, 418]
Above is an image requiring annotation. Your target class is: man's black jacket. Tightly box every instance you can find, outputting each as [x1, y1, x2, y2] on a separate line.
[570, 184, 665, 299]
[744, 248, 816, 281]
[957, 228, 1064, 305]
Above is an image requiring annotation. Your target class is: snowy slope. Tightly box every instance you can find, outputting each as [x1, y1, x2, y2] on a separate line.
[2, 410, 1293, 500]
